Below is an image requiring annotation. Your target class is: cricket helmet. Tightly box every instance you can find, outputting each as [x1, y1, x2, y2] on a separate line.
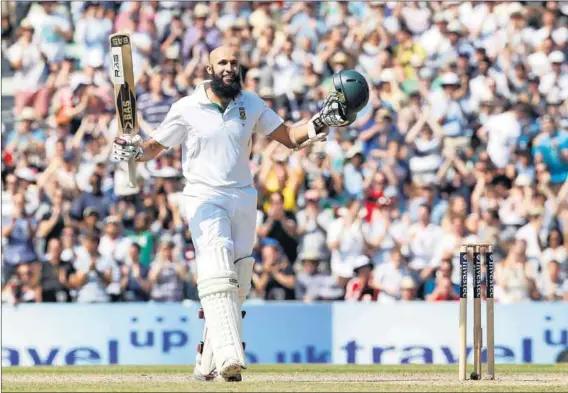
[332, 69, 370, 115]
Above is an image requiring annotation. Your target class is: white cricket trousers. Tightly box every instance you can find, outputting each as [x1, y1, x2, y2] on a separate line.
[183, 184, 258, 262]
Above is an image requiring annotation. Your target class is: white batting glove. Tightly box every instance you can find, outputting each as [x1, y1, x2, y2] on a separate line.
[111, 135, 143, 162]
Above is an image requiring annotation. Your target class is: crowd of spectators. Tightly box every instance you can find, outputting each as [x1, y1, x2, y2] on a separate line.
[1, 1, 567, 305]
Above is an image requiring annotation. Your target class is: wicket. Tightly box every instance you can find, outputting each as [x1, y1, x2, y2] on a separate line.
[458, 244, 495, 381]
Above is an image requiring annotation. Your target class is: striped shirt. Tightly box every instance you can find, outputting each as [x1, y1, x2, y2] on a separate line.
[137, 93, 176, 129]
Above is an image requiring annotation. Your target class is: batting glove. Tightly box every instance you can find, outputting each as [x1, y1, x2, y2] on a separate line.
[318, 91, 354, 128]
[111, 134, 143, 162]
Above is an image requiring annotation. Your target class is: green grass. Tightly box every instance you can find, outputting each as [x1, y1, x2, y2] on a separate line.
[3, 364, 567, 392]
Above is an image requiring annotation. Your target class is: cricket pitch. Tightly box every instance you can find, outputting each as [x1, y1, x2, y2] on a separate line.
[3, 364, 567, 392]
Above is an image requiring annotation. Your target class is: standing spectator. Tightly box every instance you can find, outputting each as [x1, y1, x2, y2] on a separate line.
[70, 231, 114, 303]
[128, 212, 155, 267]
[532, 115, 568, 187]
[120, 243, 152, 302]
[257, 192, 298, 264]
[252, 238, 296, 301]
[137, 72, 176, 130]
[537, 260, 566, 301]
[373, 246, 412, 303]
[541, 228, 567, 278]
[495, 239, 537, 303]
[327, 199, 367, 278]
[148, 239, 188, 302]
[39, 238, 74, 302]
[296, 189, 333, 262]
[6, 20, 48, 118]
[2, 192, 38, 284]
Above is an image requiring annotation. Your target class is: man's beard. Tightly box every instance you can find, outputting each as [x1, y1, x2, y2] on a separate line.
[210, 71, 242, 100]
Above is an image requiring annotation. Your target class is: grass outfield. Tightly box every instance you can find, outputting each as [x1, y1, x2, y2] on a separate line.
[3, 364, 568, 392]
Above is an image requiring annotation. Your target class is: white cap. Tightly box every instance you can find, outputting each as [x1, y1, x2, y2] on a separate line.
[352, 255, 372, 271]
[552, 27, 568, 45]
[549, 51, 565, 64]
[15, 167, 37, 182]
[440, 72, 460, 86]
[246, 68, 261, 80]
[447, 20, 462, 34]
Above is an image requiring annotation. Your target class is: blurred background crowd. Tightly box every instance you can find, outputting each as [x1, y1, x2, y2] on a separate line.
[1, 1, 567, 305]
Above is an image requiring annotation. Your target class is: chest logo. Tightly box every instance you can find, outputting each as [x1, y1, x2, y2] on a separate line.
[239, 107, 246, 120]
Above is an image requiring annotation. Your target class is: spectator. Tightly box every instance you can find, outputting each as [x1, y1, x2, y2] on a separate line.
[541, 228, 567, 278]
[70, 231, 114, 303]
[2, 263, 42, 304]
[2, 192, 38, 284]
[252, 238, 296, 300]
[2, 2, 567, 304]
[495, 239, 537, 303]
[373, 246, 412, 303]
[119, 243, 151, 302]
[426, 277, 460, 302]
[327, 198, 367, 278]
[257, 191, 298, 264]
[400, 276, 418, 301]
[39, 238, 74, 302]
[537, 260, 566, 301]
[294, 251, 328, 302]
[127, 212, 155, 267]
[423, 258, 460, 297]
[345, 256, 378, 301]
[148, 238, 188, 302]
[296, 189, 333, 262]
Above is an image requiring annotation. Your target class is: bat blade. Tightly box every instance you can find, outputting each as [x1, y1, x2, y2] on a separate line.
[109, 32, 138, 188]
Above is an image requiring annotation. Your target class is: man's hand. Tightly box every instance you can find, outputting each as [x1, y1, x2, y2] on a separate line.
[111, 135, 143, 162]
[317, 91, 354, 129]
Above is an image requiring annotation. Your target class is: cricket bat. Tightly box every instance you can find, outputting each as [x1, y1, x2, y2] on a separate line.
[109, 32, 137, 188]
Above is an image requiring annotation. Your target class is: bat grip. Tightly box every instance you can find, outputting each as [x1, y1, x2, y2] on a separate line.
[128, 159, 137, 188]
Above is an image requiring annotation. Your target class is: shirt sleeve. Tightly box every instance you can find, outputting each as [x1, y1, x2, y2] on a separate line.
[254, 101, 284, 136]
[151, 104, 190, 148]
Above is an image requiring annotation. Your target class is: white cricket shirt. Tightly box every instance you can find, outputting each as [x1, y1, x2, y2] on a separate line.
[151, 80, 283, 191]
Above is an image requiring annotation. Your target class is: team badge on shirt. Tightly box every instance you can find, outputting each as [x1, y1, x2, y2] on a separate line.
[239, 107, 246, 120]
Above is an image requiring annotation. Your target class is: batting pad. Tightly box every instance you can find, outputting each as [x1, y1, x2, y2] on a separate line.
[197, 241, 246, 372]
[235, 256, 255, 305]
[196, 256, 254, 377]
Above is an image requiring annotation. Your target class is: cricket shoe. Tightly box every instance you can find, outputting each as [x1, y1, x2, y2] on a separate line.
[192, 368, 218, 382]
[219, 360, 243, 382]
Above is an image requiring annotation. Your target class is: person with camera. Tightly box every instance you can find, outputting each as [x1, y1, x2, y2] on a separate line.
[2, 263, 41, 305]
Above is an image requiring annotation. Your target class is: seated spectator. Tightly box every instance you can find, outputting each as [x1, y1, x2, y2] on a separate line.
[423, 258, 460, 298]
[2, 263, 42, 304]
[400, 276, 418, 301]
[373, 246, 412, 303]
[40, 238, 74, 302]
[120, 243, 152, 302]
[70, 231, 114, 303]
[294, 251, 328, 302]
[345, 256, 378, 301]
[425, 277, 459, 302]
[537, 260, 565, 301]
[148, 238, 189, 302]
[252, 238, 296, 300]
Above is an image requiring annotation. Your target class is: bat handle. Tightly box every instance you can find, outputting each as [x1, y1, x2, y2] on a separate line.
[128, 159, 137, 188]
